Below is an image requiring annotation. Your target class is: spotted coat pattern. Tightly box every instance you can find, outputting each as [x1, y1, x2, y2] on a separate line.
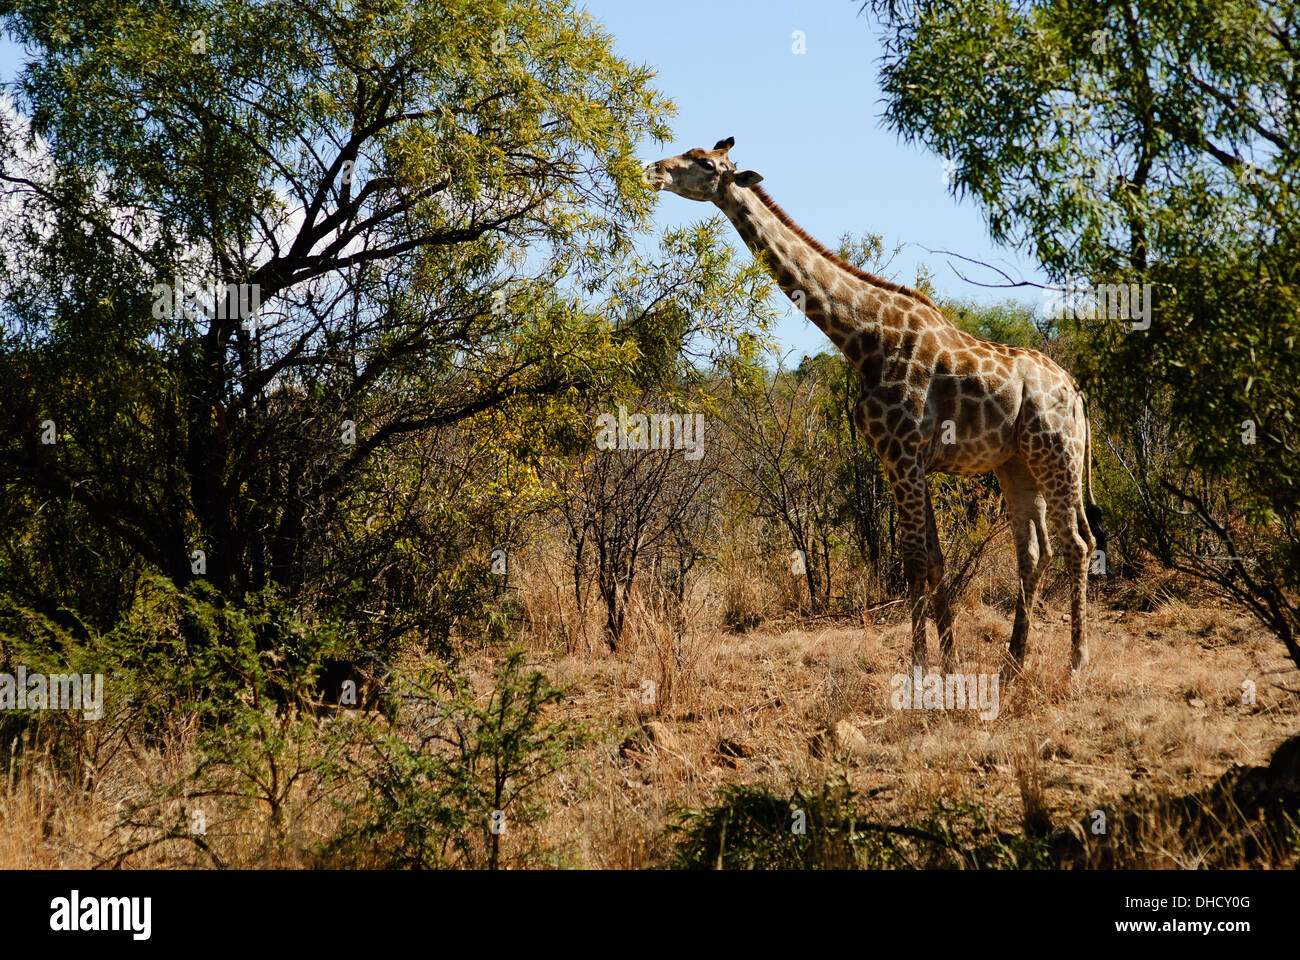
[649, 138, 1101, 673]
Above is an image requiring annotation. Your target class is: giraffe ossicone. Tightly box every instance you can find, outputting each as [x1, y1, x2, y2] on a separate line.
[647, 137, 1106, 675]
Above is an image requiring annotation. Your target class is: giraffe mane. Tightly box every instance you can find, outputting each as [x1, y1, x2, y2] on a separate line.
[749, 186, 938, 310]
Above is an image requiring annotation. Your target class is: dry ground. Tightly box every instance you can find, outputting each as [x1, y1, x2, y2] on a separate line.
[2, 557, 1297, 868]
[516, 579, 1300, 868]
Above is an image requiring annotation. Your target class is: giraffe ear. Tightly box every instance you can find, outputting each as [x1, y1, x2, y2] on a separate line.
[713, 137, 735, 151]
[733, 170, 763, 188]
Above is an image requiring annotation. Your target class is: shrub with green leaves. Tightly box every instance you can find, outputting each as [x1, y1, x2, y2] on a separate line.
[666, 778, 1051, 870]
[330, 650, 590, 869]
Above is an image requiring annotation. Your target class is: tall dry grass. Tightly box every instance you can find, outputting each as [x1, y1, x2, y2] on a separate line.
[2, 525, 1297, 869]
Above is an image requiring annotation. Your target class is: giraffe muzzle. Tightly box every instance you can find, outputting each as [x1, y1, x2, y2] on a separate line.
[644, 162, 667, 190]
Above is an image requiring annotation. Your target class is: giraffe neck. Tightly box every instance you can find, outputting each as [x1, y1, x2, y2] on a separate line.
[715, 182, 936, 359]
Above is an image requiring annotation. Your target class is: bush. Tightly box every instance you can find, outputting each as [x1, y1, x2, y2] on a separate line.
[665, 778, 1050, 870]
[329, 650, 590, 869]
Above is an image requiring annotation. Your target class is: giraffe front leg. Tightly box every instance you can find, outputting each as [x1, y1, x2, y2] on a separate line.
[923, 483, 956, 672]
[889, 461, 932, 669]
[932, 578, 955, 672]
[905, 547, 929, 669]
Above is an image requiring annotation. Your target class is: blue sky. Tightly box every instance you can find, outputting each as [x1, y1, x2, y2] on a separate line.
[584, 0, 1048, 355]
[0, 2, 1047, 357]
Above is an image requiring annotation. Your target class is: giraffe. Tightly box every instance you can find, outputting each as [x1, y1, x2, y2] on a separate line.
[647, 137, 1106, 674]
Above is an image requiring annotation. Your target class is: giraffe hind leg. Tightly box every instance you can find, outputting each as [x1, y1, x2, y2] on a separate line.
[1072, 499, 1097, 671]
[1045, 492, 1091, 672]
[995, 457, 1051, 673]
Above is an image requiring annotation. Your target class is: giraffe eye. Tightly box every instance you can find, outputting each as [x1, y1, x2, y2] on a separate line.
[698, 158, 716, 172]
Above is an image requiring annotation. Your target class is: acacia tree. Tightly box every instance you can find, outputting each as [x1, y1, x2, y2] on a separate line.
[0, 0, 694, 638]
[867, 0, 1300, 665]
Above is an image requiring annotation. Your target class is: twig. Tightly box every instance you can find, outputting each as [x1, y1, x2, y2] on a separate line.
[915, 246, 1054, 292]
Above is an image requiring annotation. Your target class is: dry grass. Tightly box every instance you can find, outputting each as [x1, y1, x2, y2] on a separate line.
[518, 540, 1300, 868]
[2, 539, 1297, 869]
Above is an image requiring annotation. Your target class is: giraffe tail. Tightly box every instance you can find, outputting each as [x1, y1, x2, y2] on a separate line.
[1080, 393, 1107, 555]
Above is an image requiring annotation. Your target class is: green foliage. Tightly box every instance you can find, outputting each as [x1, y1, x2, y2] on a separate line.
[0, 0, 784, 659]
[666, 778, 897, 869]
[334, 650, 590, 869]
[941, 297, 1044, 349]
[870, 0, 1300, 660]
[2, 575, 587, 867]
[2, 573, 347, 730]
[0, 572, 361, 863]
[0, 0, 679, 614]
[665, 778, 1050, 869]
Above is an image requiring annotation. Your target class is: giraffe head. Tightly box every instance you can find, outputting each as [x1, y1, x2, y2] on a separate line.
[646, 137, 763, 201]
